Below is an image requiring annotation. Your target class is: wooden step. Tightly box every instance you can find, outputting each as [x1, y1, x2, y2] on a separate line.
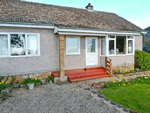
[66, 69, 105, 77]
[68, 72, 108, 79]
[69, 75, 111, 83]
[84, 67, 103, 71]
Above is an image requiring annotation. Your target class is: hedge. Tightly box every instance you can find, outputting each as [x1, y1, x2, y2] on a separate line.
[135, 50, 150, 71]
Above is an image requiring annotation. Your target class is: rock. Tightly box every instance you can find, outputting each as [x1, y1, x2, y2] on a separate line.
[92, 82, 106, 88]
[91, 91, 97, 94]
[104, 98, 110, 101]
[41, 79, 47, 85]
[14, 84, 20, 88]
[123, 108, 131, 112]
[98, 94, 105, 98]
[20, 85, 27, 88]
[84, 88, 90, 91]
[110, 101, 116, 105]
[117, 104, 123, 108]
[2, 88, 10, 94]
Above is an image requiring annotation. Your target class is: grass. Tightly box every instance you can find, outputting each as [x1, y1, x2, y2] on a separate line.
[99, 78, 150, 113]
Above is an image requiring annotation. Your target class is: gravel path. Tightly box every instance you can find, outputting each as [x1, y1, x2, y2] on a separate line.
[0, 81, 127, 113]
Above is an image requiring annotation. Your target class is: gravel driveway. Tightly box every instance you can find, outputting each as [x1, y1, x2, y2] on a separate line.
[0, 80, 127, 113]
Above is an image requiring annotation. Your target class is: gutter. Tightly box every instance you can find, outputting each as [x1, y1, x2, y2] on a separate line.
[0, 22, 55, 29]
[54, 27, 143, 36]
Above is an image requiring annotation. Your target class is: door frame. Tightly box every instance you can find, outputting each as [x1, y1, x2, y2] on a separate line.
[85, 37, 98, 66]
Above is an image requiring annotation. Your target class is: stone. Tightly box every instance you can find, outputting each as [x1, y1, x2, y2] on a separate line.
[20, 85, 27, 88]
[92, 82, 106, 88]
[110, 101, 116, 105]
[84, 88, 90, 91]
[41, 79, 47, 85]
[14, 84, 20, 88]
[123, 108, 131, 112]
[98, 94, 105, 98]
[91, 91, 97, 94]
[2, 88, 10, 94]
[117, 104, 123, 108]
[104, 98, 110, 101]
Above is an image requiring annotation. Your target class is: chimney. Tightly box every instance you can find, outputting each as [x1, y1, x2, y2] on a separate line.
[85, 3, 93, 10]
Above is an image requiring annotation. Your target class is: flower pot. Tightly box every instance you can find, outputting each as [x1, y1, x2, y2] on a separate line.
[27, 83, 34, 90]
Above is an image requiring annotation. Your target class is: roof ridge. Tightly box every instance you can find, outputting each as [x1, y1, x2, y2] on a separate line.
[13, 0, 117, 15]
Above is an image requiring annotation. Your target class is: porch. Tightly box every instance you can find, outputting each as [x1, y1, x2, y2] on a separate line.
[52, 57, 112, 83]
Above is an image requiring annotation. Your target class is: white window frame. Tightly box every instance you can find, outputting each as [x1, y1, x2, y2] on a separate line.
[66, 37, 80, 55]
[100, 36, 106, 56]
[0, 32, 40, 58]
[100, 35, 135, 56]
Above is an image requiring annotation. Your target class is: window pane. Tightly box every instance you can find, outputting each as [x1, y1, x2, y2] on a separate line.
[116, 36, 126, 54]
[87, 39, 96, 52]
[27, 35, 38, 55]
[127, 36, 133, 39]
[101, 39, 106, 55]
[0, 34, 8, 56]
[11, 34, 25, 56]
[67, 38, 79, 53]
[108, 35, 115, 38]
[128, 40, 133, 53]
[109, 40, 115, 54]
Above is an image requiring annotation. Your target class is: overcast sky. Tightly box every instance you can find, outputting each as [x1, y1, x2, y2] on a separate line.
[23, 0, 150, 29]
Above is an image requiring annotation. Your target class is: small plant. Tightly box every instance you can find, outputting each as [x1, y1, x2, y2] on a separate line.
[45, 76, 52, 83]
[0, 77, 11, 91]
[105, 74, 150, 88]
[9, 76, 16, 85]
[20, 76, 42, 85]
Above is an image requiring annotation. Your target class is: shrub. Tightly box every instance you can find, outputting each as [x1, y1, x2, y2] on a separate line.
[135, 50, 150, 71]
[45, 76, 52, 83]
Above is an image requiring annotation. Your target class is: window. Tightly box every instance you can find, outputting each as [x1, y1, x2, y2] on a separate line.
[101, 36, 106, 55]
[0, 33, 40, 57]
[105, 35, 134, 56]
[0, 34, 9, 56]
[116, 36, 126, 54]
[108, 36, 115, 55]
[66, 37, 80, 55]
[87, 38, 96, 52]
[27, 35, 38, 55]
[127, 36, 134, 54]
[11, 34, 26, 56]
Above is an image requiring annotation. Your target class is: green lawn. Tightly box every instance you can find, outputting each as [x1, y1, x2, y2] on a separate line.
[99, 82, 150, 113]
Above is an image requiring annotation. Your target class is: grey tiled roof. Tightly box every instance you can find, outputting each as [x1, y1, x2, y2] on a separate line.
[0, 0, 144, 32]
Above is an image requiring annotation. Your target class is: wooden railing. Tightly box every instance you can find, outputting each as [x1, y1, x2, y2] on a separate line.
[105, 57, 112, 75]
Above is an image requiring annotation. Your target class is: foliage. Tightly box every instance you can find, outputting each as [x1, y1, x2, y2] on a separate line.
[9, 76, 16, 85]
[20, 76, 42, 85]
[0, 77, 11, 91]
[105, 74, 149, 88]
[45, 76, 52, 83]
[113, 69, 137, 75]
[135, 50, 150, 71]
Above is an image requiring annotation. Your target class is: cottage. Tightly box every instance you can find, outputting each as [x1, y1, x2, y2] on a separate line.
[0, 0, 147, 83]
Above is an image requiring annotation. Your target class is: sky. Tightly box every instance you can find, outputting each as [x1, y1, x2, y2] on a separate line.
[23, 0, 150, 29]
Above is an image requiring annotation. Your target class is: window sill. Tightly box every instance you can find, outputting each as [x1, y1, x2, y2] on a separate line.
[100, 54, 134, 57]
[0, 55, 40, 58]
[66, 53, 80, 55]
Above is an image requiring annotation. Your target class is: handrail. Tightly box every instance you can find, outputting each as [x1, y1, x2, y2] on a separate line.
[105, 57, 112, 75]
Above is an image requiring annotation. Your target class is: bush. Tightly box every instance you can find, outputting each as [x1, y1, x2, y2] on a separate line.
[135, 50, 150, 71]
[45, 76, 52, 83]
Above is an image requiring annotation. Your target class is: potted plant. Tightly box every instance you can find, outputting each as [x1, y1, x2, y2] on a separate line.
[20, 76, 42, 89]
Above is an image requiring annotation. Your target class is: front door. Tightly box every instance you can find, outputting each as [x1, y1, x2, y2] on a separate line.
[86, 37, 98, 66]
